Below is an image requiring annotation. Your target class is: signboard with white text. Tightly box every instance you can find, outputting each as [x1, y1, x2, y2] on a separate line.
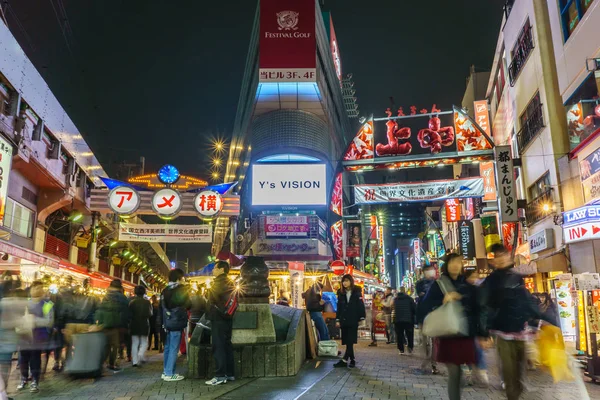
[118, 223, 212, 243]
[265, 215, 309, 237]
[0, 136, 13, 226]
[252, 164, 327, 206]
[494, 145, 518, 223]
[528, 229, 555, 253]
[460, 220, 476, 260]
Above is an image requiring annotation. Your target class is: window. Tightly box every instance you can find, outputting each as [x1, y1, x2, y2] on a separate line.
[528, 172, 551, 200]
[560, 0, 597, 40]
[494, 50, 507, 99]
[525, 172, 553, 226]
[0, 82, 10, 116]
[3, 198, 34, 238]
[517, 92, 544, 151]
[508, 19, 534, 86]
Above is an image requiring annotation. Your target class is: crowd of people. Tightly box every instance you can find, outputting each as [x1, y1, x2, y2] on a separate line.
[0, 259, 238, 399]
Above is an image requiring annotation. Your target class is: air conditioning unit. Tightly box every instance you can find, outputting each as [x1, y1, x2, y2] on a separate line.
[47, 141, 61, 160]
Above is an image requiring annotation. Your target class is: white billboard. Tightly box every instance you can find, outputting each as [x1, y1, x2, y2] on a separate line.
[252, 164, 327, 206]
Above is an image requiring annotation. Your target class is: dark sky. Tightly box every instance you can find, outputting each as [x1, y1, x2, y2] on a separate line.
[4, 0, 505, 268]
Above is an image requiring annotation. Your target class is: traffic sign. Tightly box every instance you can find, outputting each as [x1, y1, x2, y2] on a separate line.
[331, 260, 345, 276]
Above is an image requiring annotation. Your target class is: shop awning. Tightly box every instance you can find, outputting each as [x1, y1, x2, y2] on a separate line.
[0, 240, 60, 268]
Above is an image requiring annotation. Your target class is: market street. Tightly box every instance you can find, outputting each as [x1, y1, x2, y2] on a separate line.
[6, 341, 600, 400]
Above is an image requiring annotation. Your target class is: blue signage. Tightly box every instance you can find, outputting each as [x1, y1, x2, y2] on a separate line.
[581, 149, 600, 182]
[563, 205, 600, 227]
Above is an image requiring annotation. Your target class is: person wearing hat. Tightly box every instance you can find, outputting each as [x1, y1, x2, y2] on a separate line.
[95, 279, 129, 372]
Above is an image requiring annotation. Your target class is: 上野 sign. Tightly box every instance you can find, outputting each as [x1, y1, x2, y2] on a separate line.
[194, 190, 223, 218]
[118, 223, 212, 243]
[108, 186, 141, 215]
[494, 146, 518, 223]
[152, 188, 182, 218]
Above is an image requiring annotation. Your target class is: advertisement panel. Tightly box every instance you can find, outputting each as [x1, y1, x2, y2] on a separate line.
[252, 164, 327, 206]
[330, 172, 342, 216]
[288, 261, 305, 308]
[0, 136, 13, 226]
[459, 221, 475, 260]
[347, 223, 362, 258]
[413, 239, 421, 268]
[265, 215, 309, 237]
[254, 239, 319, 255]
[553, 276, 576, 340]
[479, 161, 497, 202]
[259, 0, 316, 82]
[331, 220, 343, 260]
[328, 14, 342, 83]
[473, 100, 491, 136]
[494, 145, 518, 223]
[445, 199, 461, 222]
[354, 177, 483, 204]
[579, 147, 600, 203]
[118, 223, 212, 243]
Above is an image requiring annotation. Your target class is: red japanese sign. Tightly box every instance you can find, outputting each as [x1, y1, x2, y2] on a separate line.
[259, 0, 316, 82]
[343, 119, 374, 160]
[502, 222, 517, 253]
[445, 199, 461, 222]
[480, 161, 497, 202]
[108, 186, 140, 215]
[151, 188, 182, 218]
[330, 173, 343, 216]
[331, 220, 343, 260]
[474, 100, 491, 136]
[193, 190, 223, 218]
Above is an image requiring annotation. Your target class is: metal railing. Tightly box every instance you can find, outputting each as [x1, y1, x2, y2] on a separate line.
[525, 188, 554, 226]
[517, 104, 544, 151]
[508, 25, 534, 86]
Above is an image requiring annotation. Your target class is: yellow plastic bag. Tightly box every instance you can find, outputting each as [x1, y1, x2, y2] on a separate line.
[536, 324, 573, 382]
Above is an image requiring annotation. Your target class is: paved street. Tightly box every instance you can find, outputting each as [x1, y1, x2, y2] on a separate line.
[6, 341, 600, 400]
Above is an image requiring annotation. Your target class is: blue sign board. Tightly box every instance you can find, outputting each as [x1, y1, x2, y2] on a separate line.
[562, 205, 600, 227]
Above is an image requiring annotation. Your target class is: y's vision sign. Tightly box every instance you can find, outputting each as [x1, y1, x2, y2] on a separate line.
[252, 164, 327, 206]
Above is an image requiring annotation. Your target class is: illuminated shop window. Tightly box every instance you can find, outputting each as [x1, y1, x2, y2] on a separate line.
[256, 154, 321, 163]
[560, 0, 596, 40]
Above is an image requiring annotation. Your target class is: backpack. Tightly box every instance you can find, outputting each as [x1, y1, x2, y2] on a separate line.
[163, 306, 188, 331]
[222, 291, 238, 318]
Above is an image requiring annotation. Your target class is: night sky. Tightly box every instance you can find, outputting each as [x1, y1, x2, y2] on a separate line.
[4, 0, 505, 269]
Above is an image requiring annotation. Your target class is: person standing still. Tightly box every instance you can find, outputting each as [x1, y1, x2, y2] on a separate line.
[393, 287, 416, 355]
[205, 261, 236, 386]
[416, 265, 438, 374]
[333, 274, 366, 369]
[148, 295, 159, 351]
[382, 287, 395, 344]
[129, 286, 152, 367]
[160, 269, 191, 382]
[303, 283, 330, 341]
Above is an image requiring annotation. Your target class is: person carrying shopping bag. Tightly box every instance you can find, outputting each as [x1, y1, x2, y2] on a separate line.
[333, 274, 366, 369]
[421, 254, 489, 400]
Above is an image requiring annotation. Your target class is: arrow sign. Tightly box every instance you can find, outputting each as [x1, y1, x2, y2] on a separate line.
[594, 226, 600, 235]
[582, 227, 588, 236]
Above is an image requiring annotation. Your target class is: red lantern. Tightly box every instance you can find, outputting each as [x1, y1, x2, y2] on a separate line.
[331, 260, 345, 276]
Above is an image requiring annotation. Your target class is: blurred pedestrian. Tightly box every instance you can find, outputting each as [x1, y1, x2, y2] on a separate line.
[382, 287, 395, 344]
[276, 290, 290, 307]
[368, 291, 383, 347]
[303, 283, 329, 341]
[416, 264, 438, 374]
[464, 269, 489, 387]
[17, 281, 54, 393]
[333, 274, 366, 369]
[483, 244, 546, 400]
[394, 287, 416, 355]
[59, 279, 97, 366]
[129, 286, 152, 367]
[205, 261, 235, 386]
[96, 279, 129, 372]
[148, 295, 159, 351]
[421, 254, 489, 400]
[160, 268, 190, 382]
[0, 279, 24, 399]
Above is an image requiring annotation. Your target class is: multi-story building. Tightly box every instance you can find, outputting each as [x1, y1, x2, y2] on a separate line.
[546, 0, 600, 274]
[486, 0, 571, 290]
[0, 19, 168, 292]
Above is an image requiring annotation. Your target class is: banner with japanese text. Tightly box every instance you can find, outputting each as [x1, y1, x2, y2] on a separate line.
[118, 223, 212, 243]
[354, 177, 483, 204]
[494, 145, 518, 222]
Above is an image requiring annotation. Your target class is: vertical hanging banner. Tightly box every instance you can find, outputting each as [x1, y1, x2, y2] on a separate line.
[330, 220, 343, 259]
[502, 222, 517, 253]
[459, 221, 476, 260]
[0, 136, 14, 225]
[413, 239, 421, 268]
[474, 100, 491, 136]
[480, 161, 497, 202]
[259, 0, 316, 82]
[445, 199, 462, 222]
[330, 173, 343, 216]
[288, 261, 305, 308]
[494, 145, 519, 223]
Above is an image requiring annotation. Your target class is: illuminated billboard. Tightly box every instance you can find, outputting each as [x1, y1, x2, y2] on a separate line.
[252, 164, 327, 206]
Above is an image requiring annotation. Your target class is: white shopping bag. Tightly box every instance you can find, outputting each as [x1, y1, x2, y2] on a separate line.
[317, 340, 338, 357]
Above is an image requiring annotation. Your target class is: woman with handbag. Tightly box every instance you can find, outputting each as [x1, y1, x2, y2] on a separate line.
[333, 274, 366, 369]
[421, 254, 489, 400]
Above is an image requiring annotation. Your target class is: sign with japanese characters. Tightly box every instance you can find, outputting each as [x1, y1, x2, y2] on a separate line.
[459, 220, 476, 260]
[151, 188, 182, 218]
[528, 229, 554, 254]
[193, 190, 223, 218]
[480, 161, 497, 202]
[108, 186, 141, 215]
[265, 215, 309, 237]
[0, 136, 13, 226]
[413, 238, 421, 268]
[494, 146, 518, 223]
[354, 177, 483, 204]
[445, 199, 461, 222]
[118, 223, 212, 243]
[473, 100, 491, 136]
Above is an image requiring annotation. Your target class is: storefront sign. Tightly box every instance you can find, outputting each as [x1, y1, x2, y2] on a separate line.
[494, 146, 518, 222]
[108, 186, 141, 215]
[445, 199, 461, 222]
[479, 162, 497, 202]
[413, 239, 421, 268]
[474, 100, 491, 136]
[586, 305, 600, 334]
[347, 223, 362, 258]
[151, 188, 182, 218]
[553, 276, 576, 339]
[528, 229, 554, 254]
[193, 190, 223, 218]
[288, 261, 304, 308]
[0, 136, 13, 225]
[459, 220, 475, 260]
[252, 164, 327, 206]
[563, 204, 600, 227]
[502, 222, 517, 253]
[354, 177, 483, 204]
[265, 215, 309, 237]
[573, 273, 600, 291]
[255, 239, 318, 255]
[118, 223, 212, 243]
[259, 0, 316, 82]
[577, 290, 587, 353]
[564, 222, 600, 244]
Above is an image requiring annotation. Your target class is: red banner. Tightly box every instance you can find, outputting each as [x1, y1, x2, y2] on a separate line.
[480, 161, 497, 202]
[259, 0, 316, 82]
[330, 173, 342, 216]
[331, 220, 343, 260]
[474, 100, 491, 136]
[445, 199, 461, 222]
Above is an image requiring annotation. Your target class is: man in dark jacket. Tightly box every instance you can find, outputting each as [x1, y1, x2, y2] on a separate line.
[205, 261, 235, 386]
[415, 265, 438, 373]
[160, 268, 190, 382]
[483, 244, 543, 400]
[394, 287, 416, 354]
[60, 278, 98, 365]
[302, 283, 330, 341]
[129, 286, 152, 367]
[96, 279, 129, 372]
